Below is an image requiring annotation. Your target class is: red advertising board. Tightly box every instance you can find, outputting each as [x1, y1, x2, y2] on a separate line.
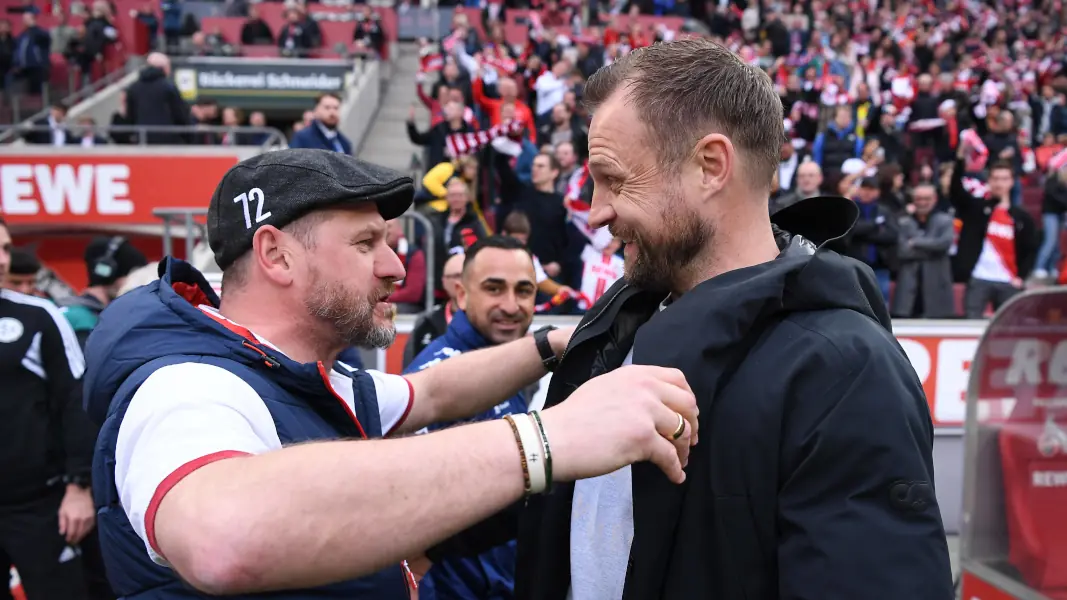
[383, 322, 987, 428]
[0, 154, 239, 226]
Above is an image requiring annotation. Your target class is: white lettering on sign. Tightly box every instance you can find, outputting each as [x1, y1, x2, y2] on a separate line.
[1032, 470, 1067, 487]
[899, 337, 979, 425]
[0, 164, 133, 216]
[233, 188, 271, 229]
[1005, 340, 1067, 386]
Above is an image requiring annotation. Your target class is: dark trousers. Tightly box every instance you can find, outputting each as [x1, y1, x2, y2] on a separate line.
[0, 492, 87, 600]
[964, 277, 1021, 319]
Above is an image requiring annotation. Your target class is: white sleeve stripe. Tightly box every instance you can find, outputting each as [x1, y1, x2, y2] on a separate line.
[1, 290, 85, 378]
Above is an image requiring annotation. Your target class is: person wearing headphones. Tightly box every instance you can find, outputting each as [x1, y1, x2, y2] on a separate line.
[61, 237, 148, 349]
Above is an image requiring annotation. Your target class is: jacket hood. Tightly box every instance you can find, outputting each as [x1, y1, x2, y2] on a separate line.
[642, 194, 889, 354]
[82, 258, 322, 426]
[138, 66, 165, 82]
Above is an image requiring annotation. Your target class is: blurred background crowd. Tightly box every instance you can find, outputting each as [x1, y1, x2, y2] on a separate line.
[3, 0, 1067, 320]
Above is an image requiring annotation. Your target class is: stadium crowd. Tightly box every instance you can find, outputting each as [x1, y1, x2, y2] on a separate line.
[3, 0, 1067, 597]
[10, 0, 1067, 322]
[395, 0, 1067, 320]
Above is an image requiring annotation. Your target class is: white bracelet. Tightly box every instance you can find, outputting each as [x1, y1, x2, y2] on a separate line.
[513, 413, 548, 494]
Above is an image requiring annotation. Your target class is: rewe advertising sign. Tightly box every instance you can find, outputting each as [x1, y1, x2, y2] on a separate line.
[0, 154, 239, 225]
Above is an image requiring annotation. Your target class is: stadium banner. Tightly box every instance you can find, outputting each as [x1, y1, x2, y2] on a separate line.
[0, 152, 240, 226]
[383, 318, 988, 429]
[172, 57, 357, 109]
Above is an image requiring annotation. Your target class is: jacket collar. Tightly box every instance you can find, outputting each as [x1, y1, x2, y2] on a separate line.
[445, 310, 491, 350]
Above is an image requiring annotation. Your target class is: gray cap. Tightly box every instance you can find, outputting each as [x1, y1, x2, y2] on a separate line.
[207, 149, 413, 270]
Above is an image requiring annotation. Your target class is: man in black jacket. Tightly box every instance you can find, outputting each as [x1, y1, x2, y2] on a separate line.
[0, 218, 97, 600]
[125, 53, 190, 145]
[430, 39, 952, 600]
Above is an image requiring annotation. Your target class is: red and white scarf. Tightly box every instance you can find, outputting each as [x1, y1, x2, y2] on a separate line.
[445, 120, 523, 158]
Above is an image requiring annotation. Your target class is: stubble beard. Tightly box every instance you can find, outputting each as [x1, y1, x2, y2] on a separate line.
[304, 271, 396, 350]
[615, 198, 712, 295]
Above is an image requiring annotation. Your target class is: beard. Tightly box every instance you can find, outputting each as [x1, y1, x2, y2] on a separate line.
[611, 194, 711, 294]
[304, 268, 396, 350]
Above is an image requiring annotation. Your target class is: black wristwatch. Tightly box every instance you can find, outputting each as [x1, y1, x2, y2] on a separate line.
[533, 325, 560, 372]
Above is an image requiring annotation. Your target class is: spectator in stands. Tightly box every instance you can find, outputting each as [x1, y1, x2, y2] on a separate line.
[471, 66, 537, 142]
[419, 154, 480, 213]
[553, 141, 580, 195]
[430, 178, 488, 298]
[352, 10, 384, 57]
[495, 151, 570, 283]
[71, 116, 108, 147]
[407, 100, 474, 170]
[950, 155, 1038, 317]
[50, 11, 76, 55]
[24, 103, 68, 145]
[84, 0, 119, 68]
[108, 89, 134, 144]
[3, 247, 41, 296]
[773, 134, 809, 200]
[132, 4, 159, 51]
[417, 79, 474, 129]
[843, 177, 899, 302]
[770, 161, 824, 214]
[188, 98, 221, 144]
[403, 253, 464, 369]
[11, 11, 50, 95]
[245, 110, 273, 145]
[60, 236, 148, 348]
[813, 105, 864, 187]
[0, 19, 13, 93]
[125, 53, 190, 145]
[63, 25, 95, 87]
[289, 92, 352, 154]
[892, 184, 957, 319]
[537, 102, 587, 158]
[218, 106, 253, 146]
[160, 0, 183, 51]
[277, 4, 317, 57]
[385, 218, 427, 314]
[1033, 155, 1067, 281]
[532, 57, 572, 120]
[433, 59, 472, 108]
[240, 4, 273, 46]
[501, 211, 573, 300]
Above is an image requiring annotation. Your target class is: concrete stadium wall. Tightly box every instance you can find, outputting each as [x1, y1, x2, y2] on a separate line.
[339, 58, 382, 151]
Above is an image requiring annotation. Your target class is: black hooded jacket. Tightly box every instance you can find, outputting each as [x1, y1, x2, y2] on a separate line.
[431, 196, 953, 599]
[125, 65, 190, 144]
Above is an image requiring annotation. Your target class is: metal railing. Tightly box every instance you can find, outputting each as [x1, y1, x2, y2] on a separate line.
[0, 60, 140, 142]
[1, 124, 289, 150]
[153, 207, 437, 313]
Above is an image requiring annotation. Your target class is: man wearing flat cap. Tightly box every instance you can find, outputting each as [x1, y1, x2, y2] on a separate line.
[81, 148, 701, 598]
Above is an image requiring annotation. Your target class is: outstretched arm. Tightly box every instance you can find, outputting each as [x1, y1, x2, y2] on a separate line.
[132, 362, 696, 595]
[399, 327, 570, 433]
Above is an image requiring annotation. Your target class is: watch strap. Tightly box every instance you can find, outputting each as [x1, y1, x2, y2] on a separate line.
[534, 326, 559, 372]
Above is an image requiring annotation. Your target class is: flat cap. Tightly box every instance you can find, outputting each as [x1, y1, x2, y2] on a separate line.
[207, 149, 414, 270]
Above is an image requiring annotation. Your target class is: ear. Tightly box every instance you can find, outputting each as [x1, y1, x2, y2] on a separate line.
[456, 282, 469, 311]
[694, 133, 733, 197]
[251, 226, 297, 287]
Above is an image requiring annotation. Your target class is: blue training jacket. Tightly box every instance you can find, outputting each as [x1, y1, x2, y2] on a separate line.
[405, 310, 526, 600]
[84, 257, 411, 599]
